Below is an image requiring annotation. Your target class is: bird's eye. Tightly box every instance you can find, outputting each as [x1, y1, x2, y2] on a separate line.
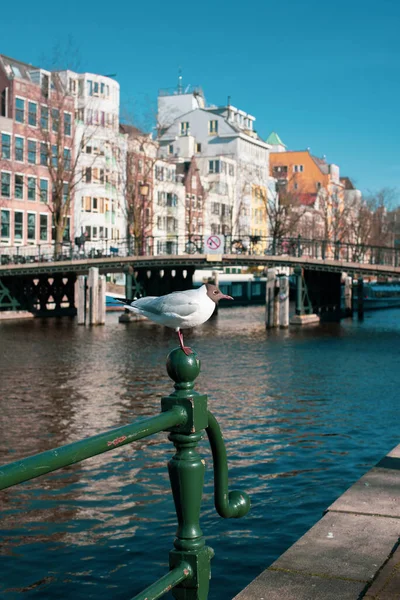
[213, 290, 218, 295]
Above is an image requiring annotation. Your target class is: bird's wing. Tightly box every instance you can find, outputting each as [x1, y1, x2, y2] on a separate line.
[159, 294, 201, 317]
[130, 291, 201, 318]
[129, 296, 161, 313]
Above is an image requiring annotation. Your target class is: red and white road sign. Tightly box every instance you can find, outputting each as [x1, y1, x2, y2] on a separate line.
[205, 234, 224, 254]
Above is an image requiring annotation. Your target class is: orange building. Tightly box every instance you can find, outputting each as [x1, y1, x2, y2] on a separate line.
[267, 132, 344, 208]
[266, 132, 346, 239]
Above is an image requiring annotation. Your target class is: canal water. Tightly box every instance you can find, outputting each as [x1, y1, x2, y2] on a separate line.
[0, 307, 399, 599]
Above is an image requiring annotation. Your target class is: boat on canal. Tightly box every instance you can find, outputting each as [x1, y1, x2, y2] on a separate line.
[361, 281, 400, 310]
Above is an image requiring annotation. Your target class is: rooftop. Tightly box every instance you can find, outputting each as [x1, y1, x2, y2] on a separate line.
[266, 131, 286, 147]
[0, 54, 42, 82]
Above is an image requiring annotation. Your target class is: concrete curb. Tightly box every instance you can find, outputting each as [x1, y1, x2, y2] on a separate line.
[233, 444, 400, 600]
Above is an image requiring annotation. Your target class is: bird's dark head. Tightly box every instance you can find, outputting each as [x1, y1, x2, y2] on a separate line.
[205, 283, 234, 303]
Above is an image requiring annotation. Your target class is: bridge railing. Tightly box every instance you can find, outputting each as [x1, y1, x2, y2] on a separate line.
[0, 349, 250, 600]
[0, 235, 399, 268]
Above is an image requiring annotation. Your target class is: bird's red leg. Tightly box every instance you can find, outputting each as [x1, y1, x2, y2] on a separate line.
[177, 329, 193, 356]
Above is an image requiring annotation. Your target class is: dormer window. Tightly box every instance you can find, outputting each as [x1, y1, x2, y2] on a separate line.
[208, 120, 218, 135]
[180, 122, 189, 136]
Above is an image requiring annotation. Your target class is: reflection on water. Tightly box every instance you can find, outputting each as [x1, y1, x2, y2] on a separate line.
[1, 307, 400, 599]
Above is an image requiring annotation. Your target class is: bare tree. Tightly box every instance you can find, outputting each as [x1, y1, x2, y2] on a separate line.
[367, 187, 398, 247]
[36, 74, 77, 255]
[119, 124, 159, 254]
[264, 179, 307, 250]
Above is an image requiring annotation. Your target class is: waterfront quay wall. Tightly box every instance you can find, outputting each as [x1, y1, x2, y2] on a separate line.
[234, 444, 400, 600]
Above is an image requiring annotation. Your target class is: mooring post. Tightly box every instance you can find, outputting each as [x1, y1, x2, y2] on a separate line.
[278, 271, 289, 328]
[273, 276, 280, 327]
[265, 268, 276, 328]
[98, 275, 106, 325]
[87, 267, 98, 325]
[344, 275, 352, 317]
[76, 275, 86, 325]
[357, 277, 364, 320]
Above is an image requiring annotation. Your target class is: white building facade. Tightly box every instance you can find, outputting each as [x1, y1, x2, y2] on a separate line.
[157, 86, 274, 240]
[58, 70, 127, 249]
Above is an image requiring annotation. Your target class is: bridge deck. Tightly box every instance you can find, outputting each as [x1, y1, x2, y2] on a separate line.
[0, 254, 400, 278]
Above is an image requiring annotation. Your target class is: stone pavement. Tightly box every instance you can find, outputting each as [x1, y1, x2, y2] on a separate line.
[234, 444, 400, 600]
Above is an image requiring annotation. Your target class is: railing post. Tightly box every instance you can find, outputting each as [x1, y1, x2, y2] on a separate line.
[162, 349, 213, 600]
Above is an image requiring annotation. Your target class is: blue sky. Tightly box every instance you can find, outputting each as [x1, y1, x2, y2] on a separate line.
[2, 0, 399, 195]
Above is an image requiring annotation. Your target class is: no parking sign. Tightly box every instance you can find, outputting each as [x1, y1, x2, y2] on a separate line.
[205, 234, 225, 254]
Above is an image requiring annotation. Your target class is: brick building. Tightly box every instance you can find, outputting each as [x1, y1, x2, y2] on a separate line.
[0, 54, 75, 249]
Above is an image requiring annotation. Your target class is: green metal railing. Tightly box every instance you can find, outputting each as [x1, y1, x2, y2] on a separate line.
[0, 348, 250, 600]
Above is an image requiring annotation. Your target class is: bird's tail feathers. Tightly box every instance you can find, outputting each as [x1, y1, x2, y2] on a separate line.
[115, 299, 140, 313]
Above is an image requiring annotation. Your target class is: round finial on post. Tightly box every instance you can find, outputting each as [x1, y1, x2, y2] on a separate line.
[166, 348, 201, 390]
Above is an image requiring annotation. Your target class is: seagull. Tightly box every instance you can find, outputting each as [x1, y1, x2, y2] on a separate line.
[121, 283, 233, 355]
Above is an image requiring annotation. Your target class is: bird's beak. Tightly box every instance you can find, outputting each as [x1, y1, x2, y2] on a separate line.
[221, 294, 234, 300]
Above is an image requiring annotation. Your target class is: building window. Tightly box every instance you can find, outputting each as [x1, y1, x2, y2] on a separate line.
[180, 122, 189, 136]
[15, 98, 24, 123]
[40, 143, 48, 166]
[1, 133, 11, 160]
[28, 140, 36, 164]
[40, 214, 48, 240]
[41, 106, 49, 130]
[28, 177, 36, 201]
[166, 193, 177, 207]
[195, 143, 202, 153]
[69, 78, 77, 94]
[168, 144, 174, 155]
[15, 137, 24, 162]
[316, 182, 321, 190]
[63, 217, 71, 242]
[212, 202, 220, 215]
[228, 164, 235, 176]
[27, 213, 36, 241]
[208, 120, 218, 135]
[84, 167, 92, 183]
[209, 160, 220, 174]
[28, 102, 37, 126]
[1, 209, 10, 239]
[64, 112, 72, 136]
[15, 175, 24, 199]
[52, 108, 60, 132]
[155, 166, 164, 181]
[1, 89, 7, 117]
[87, 80, 93, 96]
[51, 145, 58, 167]
[14, 212, 23, 240]
[293, 165, 304, 173]
[63, 183, 69, 204]
[92, 226, 98, 239]
[40, 179, 48, 203]
[63, 148, 71, 170]
[1, 172, 11, 197]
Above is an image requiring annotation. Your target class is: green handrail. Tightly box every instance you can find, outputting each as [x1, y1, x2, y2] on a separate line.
[131, 563, 192, 600]
[0, 348, 250, 599]
[0, 408, 186, 491]
[206, 411, 250, 519]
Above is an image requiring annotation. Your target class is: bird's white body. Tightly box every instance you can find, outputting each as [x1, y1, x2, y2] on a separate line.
[124, 284, 216, 330]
